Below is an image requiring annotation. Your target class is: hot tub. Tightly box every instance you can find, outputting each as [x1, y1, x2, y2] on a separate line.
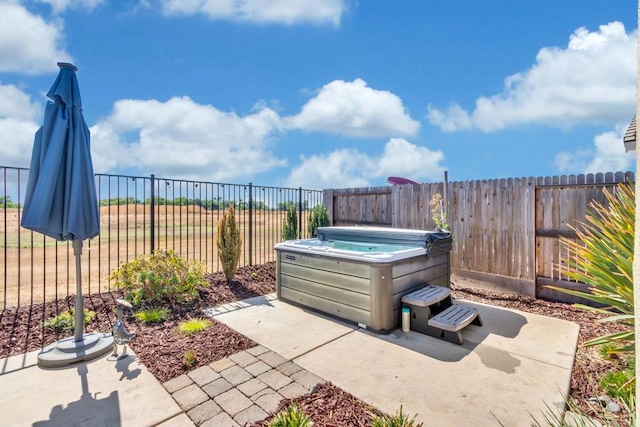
[274, 226, 452, 333]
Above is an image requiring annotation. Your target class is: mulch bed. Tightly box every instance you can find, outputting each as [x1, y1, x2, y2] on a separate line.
[0, 262, 631, 425]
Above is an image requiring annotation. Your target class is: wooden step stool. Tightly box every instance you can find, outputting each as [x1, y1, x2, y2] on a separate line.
[401, 284, 482, 345]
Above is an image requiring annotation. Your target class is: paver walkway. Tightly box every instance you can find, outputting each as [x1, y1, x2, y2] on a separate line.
[162, 345, 323, 426]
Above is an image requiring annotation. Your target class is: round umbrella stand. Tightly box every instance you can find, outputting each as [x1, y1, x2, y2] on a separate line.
[37, 333, 115, 368]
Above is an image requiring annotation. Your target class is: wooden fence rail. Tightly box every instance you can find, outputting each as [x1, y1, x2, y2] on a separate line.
[324, 171, 634, 302]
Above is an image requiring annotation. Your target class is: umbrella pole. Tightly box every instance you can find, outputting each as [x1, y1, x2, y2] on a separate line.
[73, 239, 84, 342]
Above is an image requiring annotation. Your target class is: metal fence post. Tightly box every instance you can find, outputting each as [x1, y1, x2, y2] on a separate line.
[248, 182, 253, 266]
[298, 187, 302, 239]
[150, 174, 155, 252]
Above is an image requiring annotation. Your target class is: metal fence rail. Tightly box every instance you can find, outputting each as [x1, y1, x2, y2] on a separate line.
[1, 166, 323, 309]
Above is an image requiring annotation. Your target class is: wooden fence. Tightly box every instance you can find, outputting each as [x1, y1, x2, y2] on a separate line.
[323, 171, 634, 302]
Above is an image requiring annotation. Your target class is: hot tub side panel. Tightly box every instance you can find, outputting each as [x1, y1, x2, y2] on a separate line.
[276, 249, 373, 327]
[389, 252, 451, 328]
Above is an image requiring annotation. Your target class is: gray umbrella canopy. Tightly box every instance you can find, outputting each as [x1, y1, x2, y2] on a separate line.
[21, 62, 100, 241]
[22, 63, 112, 367]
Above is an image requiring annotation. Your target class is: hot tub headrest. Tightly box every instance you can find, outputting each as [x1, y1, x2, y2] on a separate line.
[316, 226, 451, 257]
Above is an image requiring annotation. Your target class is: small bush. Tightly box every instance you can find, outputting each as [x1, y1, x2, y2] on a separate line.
[134, 307, 170, 324]
[370, 405, 423, 427]
[217, 203, 242, 282]
[108, 250, 206, 307]
[183, 349, 197, 369]
[44, 308, 95, 334]
[269, 403, 313, 427]
[178, 317, 212, 335]
[282, 206, 298, 241]
[307, 205, 330, 238]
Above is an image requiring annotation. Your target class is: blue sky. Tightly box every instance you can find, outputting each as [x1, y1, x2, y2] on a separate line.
[1, 0, 637, 190]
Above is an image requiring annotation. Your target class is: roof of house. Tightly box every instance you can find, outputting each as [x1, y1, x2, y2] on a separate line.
[624, 114, 636, 152]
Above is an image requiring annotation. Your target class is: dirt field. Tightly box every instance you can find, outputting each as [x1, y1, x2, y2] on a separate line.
[1, 206, 308, 308]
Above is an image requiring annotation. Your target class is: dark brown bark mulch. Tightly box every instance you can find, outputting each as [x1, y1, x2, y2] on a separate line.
[251, 382, 386, 427]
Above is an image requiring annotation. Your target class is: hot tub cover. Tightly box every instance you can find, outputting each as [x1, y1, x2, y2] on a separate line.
[316, 226, 451, 257]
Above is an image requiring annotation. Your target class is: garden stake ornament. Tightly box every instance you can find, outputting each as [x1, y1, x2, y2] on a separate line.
[112, 299, 136, 360]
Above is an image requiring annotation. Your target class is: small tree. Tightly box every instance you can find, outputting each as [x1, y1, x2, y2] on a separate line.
[282, 206, 298, 240]
[307, 205, 330, 238]
[217, 203, 242, 282]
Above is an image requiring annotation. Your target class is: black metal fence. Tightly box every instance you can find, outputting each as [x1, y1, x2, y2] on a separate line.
[1, 166, 323, 309]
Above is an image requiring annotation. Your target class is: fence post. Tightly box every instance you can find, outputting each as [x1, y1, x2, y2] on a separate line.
[298, 187, 303, 239]
[150, 174, 155, 252]
[248, 182, 253, 266]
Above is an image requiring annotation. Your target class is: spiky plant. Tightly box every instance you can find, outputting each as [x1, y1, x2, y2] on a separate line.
[549, 182, 634, 355]
[307, 205, 330, 238]
[217, 203, 242, 282]
[177, 317, 212, 335]
[282, 206, 298, 241]
[369, 405, 423, 427]
[269, 403, 313, 427]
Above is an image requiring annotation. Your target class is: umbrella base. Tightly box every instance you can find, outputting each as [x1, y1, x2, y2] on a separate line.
[37, 332, 115, 368]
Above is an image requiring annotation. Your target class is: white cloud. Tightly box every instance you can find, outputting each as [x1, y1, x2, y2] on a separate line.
[90, 96, 287, 181]
[376, 138, 445, 179]
[554, 128, 634, 174]
[428, 22, 636, 132]
[0, 83, 41, 167]
[285, 138, 445, 189]
[160, 0, 345, 26]
[36, 0, 103, 14]
[0, 2, 72, 74]
[286, 79, 421, 138]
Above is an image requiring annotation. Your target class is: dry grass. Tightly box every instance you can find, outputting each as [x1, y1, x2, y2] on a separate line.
[1, 208, 308, 308]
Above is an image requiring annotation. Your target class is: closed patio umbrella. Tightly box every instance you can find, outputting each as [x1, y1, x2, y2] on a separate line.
[22, 62, 113, 368]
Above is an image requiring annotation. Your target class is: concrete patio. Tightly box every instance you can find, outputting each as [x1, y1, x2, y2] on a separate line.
[0, 293, 579, 426]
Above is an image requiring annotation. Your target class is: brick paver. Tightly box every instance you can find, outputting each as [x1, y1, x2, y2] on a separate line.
[201, 412, 240, 427]
[202, 377, 234, 398]
[237, 378, 267, 397]
[187, 399, 222, 425]
[234, 405, 269, 426]
[257, 351, 287, 368]
[229, 351, 259, 367]
[245, 360, 271, 377]
[188, 365, 221, 387]
[163, 375, 194, 394]
[215, 388, 253, 417]
[246, 345, 270, 356]
[257, 369, 292, 390]
[253, 389, 284, 413]
[276, 361, 303, 376]
[210, 357, 236, 372]
[220, 365, 253, 386]
[290, 370, 323, 389]
[172, 384, 210, 411]
[278, 381, 308, 399]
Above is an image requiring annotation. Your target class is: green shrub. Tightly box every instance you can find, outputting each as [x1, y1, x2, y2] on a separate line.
[307, 205, 330, 238]
[282, 206, 298, 241]
[217, 203, 242, 282]
[134, 307, 170, 324]
[44, 308, 95, 334]
[108, 250, 206, 307]
[369, 405, 422, 427]
[549, 183, 634, 355]
[178, 317, 212, 335]
[269, 403, 313, 427]
[183, 349, 197, 369]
